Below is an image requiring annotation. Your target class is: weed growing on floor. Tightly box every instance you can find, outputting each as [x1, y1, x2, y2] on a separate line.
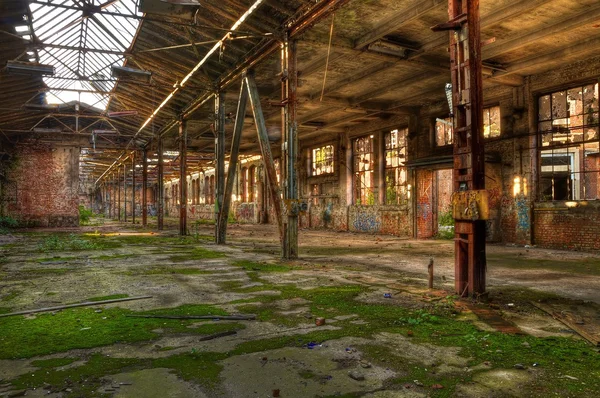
[38, 234, 104, 252]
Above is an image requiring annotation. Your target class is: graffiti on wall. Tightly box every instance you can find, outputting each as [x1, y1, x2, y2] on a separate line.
[236, 203, 255, 222]
[417, 203, 431, 221]
[515, 195, 530, 230]
[352, 211, 381, 233]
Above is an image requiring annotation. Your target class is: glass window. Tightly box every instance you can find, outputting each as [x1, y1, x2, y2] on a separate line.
[353, 135, 375, 205]
[483, 106, 501, 138]
[385, 128, 408, 205]
[436, 117, 453, 146]
[312, 145, 335, 176]
[538, 83, 599, 200]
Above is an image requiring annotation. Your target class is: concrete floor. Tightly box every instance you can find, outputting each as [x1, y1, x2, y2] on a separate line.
[0, 219, 598, 397]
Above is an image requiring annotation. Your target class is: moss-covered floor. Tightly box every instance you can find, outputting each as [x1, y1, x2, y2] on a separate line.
[0, 219, 598, 397]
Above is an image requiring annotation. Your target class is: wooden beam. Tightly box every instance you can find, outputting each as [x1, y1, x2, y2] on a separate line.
[484, 4, 600, 60]
[354, 0, 446, 49]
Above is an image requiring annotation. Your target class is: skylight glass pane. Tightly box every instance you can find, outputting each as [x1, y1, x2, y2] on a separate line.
[29, 0, 142, 111]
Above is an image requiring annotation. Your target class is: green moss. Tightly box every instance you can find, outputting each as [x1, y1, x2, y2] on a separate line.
[168, 247, 225, 262]
[152, 351, 226, 389]
[12, 353, 140, 395]
[87, 294, 129, 302]
[1, 291, 19, 302]
[31, 357, 77, 369]
[0, 304, 240, 359]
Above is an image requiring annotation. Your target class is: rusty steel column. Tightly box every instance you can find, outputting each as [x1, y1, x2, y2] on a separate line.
[214, 92, 226, 243]
[142, 148, 148, 227]
[117, 167, 122, 221]
[179, 119, 188, 236]
[218, 84, 248, 244]
[124, 163, 128, 222]
[282, 37, 299, 259]
[157, 136, 165, 231]
[434, 0, 486, 296]
[245, 71, 284, 239]
[132, 152, 136, 224]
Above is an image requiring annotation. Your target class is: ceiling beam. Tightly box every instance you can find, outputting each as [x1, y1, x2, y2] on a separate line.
[354, 0, 445, 50]
[483, 3, 600, 60]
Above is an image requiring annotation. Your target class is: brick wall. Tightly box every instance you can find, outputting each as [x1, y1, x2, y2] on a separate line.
[534, 202, 600, 251]
[416, 169, 434, 238]
[6, 144, 79, 227]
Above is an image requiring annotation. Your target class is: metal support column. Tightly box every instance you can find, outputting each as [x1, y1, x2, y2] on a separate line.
[157, 136, 164, 231]
[179, 119, 188, 236]
[282, 38, 299, 259]
[132, 152, 136, 224]
[217, 84, 248, 244]
[433, 0, 486, 296]
[117, 167, 121, 221]
[124, 163, 128, 222]
[245, 72, 284, 239]
[142, 148, 148, 227]
[214, 92, 226, 243]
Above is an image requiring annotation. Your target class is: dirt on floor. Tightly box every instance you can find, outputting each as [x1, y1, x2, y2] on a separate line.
[0, 218, 598, 397]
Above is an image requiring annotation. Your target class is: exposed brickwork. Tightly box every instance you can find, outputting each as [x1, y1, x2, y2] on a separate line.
[416, 169, 434, 238]
[6, 144, 79, 227]
[534, 202, 600, 251]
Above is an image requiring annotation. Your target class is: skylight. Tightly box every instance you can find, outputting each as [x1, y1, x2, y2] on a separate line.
[28, 0, 142, 110]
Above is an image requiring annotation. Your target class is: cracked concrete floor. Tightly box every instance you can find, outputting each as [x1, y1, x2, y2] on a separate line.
[0, 219, 599, 397]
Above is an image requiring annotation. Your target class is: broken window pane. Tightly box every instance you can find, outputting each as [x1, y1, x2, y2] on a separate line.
[539, 94, 551, 121]
[552, 91, 567, 119]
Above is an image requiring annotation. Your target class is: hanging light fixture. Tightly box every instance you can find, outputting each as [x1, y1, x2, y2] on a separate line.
[445, 83, 453, 116]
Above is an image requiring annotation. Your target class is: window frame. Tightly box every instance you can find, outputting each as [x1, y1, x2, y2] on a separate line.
[537, 82, 599, 201]
[384, 128, 408, 205]
[311, 144, 335, 176]
[435, 117, 453, 147]
[353, 135, 376, 205]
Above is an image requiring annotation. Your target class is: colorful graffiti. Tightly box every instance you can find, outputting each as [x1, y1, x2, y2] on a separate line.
[236, 203, 255, 222]
[352, 211, 381, 233]
[515, 195, 530, 231]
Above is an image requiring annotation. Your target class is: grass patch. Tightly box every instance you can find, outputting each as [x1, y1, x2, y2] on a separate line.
[0, 304, 243, 359]
[87, 294, 129, 302]
[38, 234, 115, 252]
[168, 247, 225, 262]
[1, 291, 19, 302]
